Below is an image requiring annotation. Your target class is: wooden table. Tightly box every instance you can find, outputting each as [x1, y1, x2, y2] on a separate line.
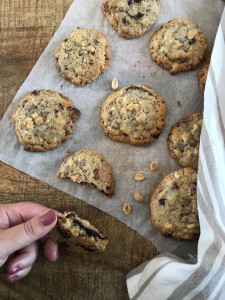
[0, 1, 158, 299]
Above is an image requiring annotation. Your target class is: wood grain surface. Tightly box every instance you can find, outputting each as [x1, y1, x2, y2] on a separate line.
[0, 1, 159, 299]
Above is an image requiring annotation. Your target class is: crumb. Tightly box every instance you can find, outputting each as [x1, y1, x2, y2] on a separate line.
[73, 141, 77, 144]
[61, 84, 63, 89]
[142, 75, 145, 79]
[151, 71, 157, 77]
[177, 100, 182, 107]
[67, 149, 71, 155]
[158, 172, 162, 177]
[150, 161, 159, 171]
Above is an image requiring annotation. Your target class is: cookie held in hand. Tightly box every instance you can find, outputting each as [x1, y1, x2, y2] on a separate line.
[57, 150, 114, 197]
[12, 89, 80, 152]
[55, 27, 111, 86]
[101, 85, 167, 146]
[50, 211, 108, 252]
[102, 0, 160, 39]
[150, 168, 200, 241]
[150, 19, 207, 74]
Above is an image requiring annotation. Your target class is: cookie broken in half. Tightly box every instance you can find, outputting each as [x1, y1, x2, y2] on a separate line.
[50, 211, 108, 252]
[57, 150, 114, 197]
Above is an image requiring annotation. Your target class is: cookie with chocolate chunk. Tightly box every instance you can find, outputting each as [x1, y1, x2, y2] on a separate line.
[57, 150, 114, 197]
[102, 0, 160, 39]
[55, 27, 111, 86]
[101, 84, 167, 146]
[168, 113, 203, 169]
[50, 211, 108, 252]
[150, 19, 207, 74]
[198, 52, 211, 94]
[12, 89, 80, 151]
[150, 168, 200, 241]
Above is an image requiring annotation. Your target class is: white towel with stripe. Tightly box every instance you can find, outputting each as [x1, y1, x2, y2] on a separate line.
[127, 8, 225, 300]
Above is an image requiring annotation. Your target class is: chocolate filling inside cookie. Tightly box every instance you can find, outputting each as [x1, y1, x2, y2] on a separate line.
[50, 212, 109, 253]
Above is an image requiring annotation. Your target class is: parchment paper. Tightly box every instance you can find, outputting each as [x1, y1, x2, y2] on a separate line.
[0, 0, 224, 254]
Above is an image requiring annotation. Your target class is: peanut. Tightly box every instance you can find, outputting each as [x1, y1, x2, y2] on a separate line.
[111, 77, 118, 90]
[123, 202, 131, 215]
[174, 171, 180, 179]
[193, 123, 199, 130]
[187, 31, 195, 40]
[133, 173, 145, 181]
[87, 46, 95, 53]
[150, 161, 159, 171]
[133, 192, 144, 202]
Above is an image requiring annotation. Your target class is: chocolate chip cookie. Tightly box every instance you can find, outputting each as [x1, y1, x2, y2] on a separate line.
[55, 27, 111, 86]
[168, 113, 203, 170]
[150, 168, 200, 241]
[57, 150, 114, 197]
[150, 19, 208, 74]
[12, 90, 80, 151]
[50, 211, 108, 252]
[198, 52, 211, 94]
[101, 85, 167, 146]
[102, 0, 160, 39]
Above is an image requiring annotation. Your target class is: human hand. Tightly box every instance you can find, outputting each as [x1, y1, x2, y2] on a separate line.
[0, 202, 58, 283]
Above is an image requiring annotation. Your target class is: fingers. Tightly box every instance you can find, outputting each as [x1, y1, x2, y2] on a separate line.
[1, 252, 17, 273]
[7, 265, 32, 283]
[44, 237, 59, 262]
[0, 210, 57, 258]
[6, 238, 59, 283]
[0, 202, 50, 228]
[7, 241, 39, 278]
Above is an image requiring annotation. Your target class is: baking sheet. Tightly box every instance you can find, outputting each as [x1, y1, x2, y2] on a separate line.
[0, 0, 224, 254]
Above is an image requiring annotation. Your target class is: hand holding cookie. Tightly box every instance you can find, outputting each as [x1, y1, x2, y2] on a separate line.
[0, 202, 58, 283]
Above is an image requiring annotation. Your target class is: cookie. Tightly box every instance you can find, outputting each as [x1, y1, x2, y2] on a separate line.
[150, 19, 208, 74]
[12, 90, 80, 152]
[57, 150, 114, 197]
[150, 168, 199, 241]
[102, 0, 160, 39]
[168, 113, 203, 170]
[101, 84, 167, 146]
[55, 28, 111, 86]
[198, 52, 211, 94]
[50, 211, 108, 252]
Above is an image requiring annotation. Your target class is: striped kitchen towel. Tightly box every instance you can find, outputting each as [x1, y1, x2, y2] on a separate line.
[126, 8, 225, 300]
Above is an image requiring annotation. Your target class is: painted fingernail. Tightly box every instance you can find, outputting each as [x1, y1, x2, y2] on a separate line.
[10, 264, 23, 275]
[9, 275, 19, 283]
[40, 210, 56, 226]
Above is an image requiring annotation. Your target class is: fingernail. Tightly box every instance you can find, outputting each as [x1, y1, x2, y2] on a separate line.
[9, 275, 19, 283]
[40, 210, 56, 226]
[55, 250, 59, 261]
[10, 264, 23, 275]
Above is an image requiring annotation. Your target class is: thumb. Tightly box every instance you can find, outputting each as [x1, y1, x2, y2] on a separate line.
[0, 210, 57, 257]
